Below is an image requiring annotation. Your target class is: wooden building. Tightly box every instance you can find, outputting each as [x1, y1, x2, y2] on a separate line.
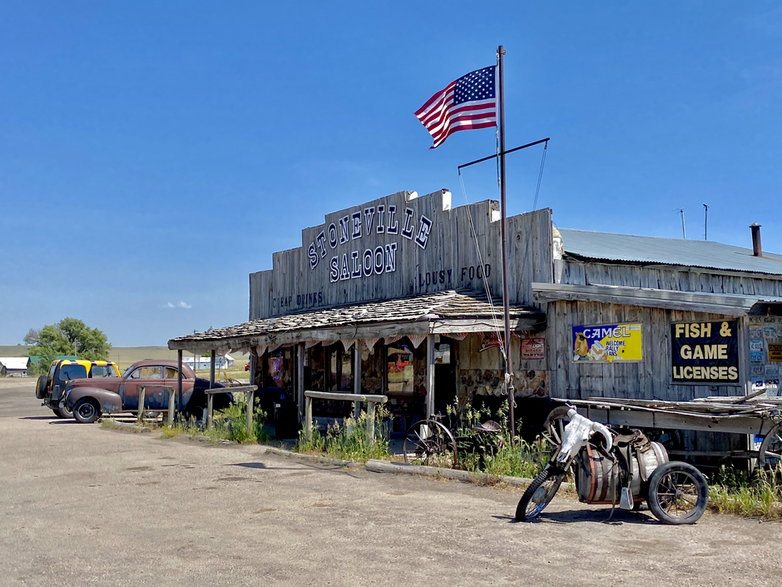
[169, 189, 782, 443]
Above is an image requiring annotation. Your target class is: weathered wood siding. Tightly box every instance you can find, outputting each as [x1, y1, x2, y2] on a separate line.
[557, 259, 782, 297]
[545, 300, 743, 401]
[249, 190, 553, 319]
[545, 299, 750, 456]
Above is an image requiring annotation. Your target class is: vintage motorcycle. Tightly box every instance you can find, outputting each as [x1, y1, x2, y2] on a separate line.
[516, 406, 709, 524]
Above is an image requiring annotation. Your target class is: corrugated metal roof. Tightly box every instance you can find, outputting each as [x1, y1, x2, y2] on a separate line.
[558, 228, 782, 275]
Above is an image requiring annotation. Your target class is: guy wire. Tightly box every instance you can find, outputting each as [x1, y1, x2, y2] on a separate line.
[457, 168, 508, 364]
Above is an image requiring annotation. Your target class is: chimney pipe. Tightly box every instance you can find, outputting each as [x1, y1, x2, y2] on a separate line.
[750, 223, 763, 257]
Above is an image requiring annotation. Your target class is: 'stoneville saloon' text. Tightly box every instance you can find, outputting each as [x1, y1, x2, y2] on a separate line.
[306, 204, 433, 283]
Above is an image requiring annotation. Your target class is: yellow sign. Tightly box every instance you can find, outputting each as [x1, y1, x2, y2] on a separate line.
[769, 343, 782, 363]
[571, 323, 643, 362]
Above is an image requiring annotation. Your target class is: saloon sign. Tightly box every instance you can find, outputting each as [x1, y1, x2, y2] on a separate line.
[305, 204, 433, 283]
[670, 320, 739, 383]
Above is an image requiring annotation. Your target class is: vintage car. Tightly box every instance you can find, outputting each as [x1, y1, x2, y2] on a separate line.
[63, 359, 230, 423]
[35, 359, 120, 418]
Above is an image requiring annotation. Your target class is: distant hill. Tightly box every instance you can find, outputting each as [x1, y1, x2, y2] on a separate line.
[0, 345, 177, 370]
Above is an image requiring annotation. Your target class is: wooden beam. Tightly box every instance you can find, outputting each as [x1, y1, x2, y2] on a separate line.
[426, 334, 435, 418]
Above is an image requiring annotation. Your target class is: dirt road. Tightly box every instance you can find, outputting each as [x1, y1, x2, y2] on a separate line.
[1, 378, 779, 585]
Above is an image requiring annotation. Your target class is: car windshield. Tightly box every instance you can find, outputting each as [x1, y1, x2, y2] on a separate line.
[59, 364, 87, 381]
[90, 365, 116, 377]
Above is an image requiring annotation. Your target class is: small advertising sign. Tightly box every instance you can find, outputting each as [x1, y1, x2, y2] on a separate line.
[671, 320, 739, 384]
[768, 343, 782, 363]
[521, 337, 545, 360]
[571, 323, 643, 363]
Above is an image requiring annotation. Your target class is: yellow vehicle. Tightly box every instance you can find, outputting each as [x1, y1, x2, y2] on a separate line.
[35, 359, 120, 418]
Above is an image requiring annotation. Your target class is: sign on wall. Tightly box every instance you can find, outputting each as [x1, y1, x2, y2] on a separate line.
[671, 320, 739, 384]
[748, 317, 782, 395]
[521, 337, 545, 360]
[571, 323, 643, 362]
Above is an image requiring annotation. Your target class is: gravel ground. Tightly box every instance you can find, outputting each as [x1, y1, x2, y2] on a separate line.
[2, 378, 780, 586]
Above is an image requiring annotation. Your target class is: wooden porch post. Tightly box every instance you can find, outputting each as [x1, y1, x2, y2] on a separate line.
[353, 342, 361, 418]
[209, 349, 216, 388]
[297, 342, 305, 422]
[426, 334, 435, 418]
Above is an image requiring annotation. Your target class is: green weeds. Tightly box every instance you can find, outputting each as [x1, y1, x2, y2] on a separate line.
[296, 405, 391, 462]
[157, 396, 269, 444]
[708, 465, 782, 518]
[444, 399, 550, 480]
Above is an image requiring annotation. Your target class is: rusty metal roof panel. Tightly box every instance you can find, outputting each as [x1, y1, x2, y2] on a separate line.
[558, 228, 782, 275]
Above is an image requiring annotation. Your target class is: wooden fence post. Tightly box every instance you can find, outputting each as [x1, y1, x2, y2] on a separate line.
[137, 386, 146, 424]
[246, 388, 254, 436]
[302, 390, 387, 445]
[367, 400, 376, 444]
[207, 393, 214, 429]
[305, 395, 313, 442]
[168, 388, 176, 423]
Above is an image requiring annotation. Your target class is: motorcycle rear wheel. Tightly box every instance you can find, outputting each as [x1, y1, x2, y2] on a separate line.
[515, 467, 565, 521]
[647, 461, 708, 525]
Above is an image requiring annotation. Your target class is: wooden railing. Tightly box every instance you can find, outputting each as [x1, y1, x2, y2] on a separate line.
[135, 384, 258, 430]
[205, 385, 258, 431]
[304, 390, 388, 444]
[137, 385, 175, 424]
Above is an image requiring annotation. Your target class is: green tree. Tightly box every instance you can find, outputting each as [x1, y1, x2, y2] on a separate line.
[28, 318, 111, 375]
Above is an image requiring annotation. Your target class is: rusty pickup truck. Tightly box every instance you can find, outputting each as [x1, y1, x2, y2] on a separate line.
[63, 359, 230, 423]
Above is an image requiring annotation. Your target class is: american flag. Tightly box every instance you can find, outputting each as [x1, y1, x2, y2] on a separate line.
[415, 65, 497, 149]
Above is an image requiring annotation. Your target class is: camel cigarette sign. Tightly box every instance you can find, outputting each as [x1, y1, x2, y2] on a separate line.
[671, 320, 739, 383]
[571, 323, 643, 362]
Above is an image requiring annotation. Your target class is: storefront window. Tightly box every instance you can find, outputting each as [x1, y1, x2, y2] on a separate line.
[387, 342, 414, 394]
[268, 350, 285, 387]
[435, 342, 451, 364]
[328, 346, 354, 391]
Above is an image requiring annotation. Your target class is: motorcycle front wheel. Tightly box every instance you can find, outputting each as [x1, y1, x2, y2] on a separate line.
[515, 467, 565, 521]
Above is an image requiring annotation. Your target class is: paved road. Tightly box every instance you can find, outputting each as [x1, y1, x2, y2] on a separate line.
[1, 377, 780, 586]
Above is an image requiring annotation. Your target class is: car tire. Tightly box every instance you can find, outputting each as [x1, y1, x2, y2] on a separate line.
[73, 398, 101, 424]
[35, 375, 50, 400]
[53, 406, 73, 419]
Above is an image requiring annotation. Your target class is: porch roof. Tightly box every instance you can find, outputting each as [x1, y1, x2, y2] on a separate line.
[168, 289, 545, 353]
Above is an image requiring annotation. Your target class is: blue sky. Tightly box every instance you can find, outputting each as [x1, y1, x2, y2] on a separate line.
[2, 1, 781, 346]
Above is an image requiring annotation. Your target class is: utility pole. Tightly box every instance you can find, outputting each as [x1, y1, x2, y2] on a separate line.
[703, 203, 709, 240]
[678, 209, 687, 239]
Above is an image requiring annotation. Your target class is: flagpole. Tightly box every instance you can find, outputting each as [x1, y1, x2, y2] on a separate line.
[497, 45, 515, 439]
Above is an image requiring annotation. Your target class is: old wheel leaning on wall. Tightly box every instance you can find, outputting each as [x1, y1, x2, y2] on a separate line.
[757, 421, 782, 469]
[402, 419, 458, 468]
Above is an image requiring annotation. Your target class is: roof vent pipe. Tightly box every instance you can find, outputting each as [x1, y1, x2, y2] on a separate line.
[750, 223, 763, 257]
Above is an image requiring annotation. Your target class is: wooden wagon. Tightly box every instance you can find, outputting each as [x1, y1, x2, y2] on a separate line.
[560, 390, 782, 471]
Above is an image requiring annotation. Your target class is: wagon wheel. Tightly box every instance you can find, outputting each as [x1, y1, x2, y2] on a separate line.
[402, 419, 458, 468]
[757, 421, 782, 469]
[538, 406, 572, 457]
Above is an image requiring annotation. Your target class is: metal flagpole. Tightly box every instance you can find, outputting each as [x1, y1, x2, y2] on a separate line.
[497, 45, 516, 439]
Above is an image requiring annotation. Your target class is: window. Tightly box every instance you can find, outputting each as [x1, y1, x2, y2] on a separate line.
[268, 350, 285, 387]
[90, 365, 114, 377]
[327, 346, 353, 391]
[387, 343, 414, 394]
[164, 367, 178, 379]
[60, 364, 87, 381]
[434, 343, 451, 364]
[128, 366, 163, 379]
